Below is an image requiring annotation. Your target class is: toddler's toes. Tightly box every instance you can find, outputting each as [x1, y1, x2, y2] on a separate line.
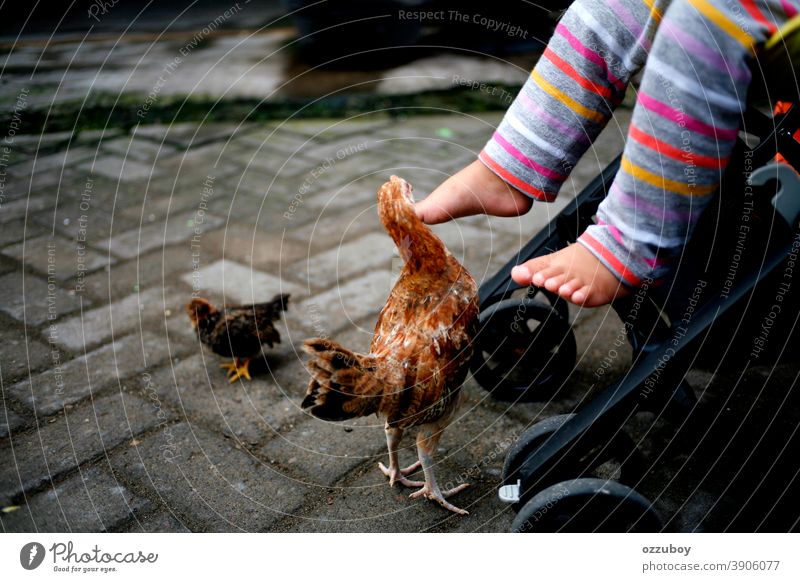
[530, 265, 561, 287]
[558, 278, 583, 297]
[510, 264, 533, 285]
[570, 285, 592, 306]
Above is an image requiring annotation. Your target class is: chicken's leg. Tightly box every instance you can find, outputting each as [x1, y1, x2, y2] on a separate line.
[378, 425, 424, 488]
[220, 357, 252, 383]
[409, 423, 469, 515]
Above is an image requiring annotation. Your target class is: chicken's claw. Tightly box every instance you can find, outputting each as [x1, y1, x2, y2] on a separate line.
[220, 358, 252, 383]
[409, 483, 470, 515]
[378, 461, 425, 488]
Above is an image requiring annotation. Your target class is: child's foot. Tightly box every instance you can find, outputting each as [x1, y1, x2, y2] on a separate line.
[415, 160, 533, 224]
[511, 243, 631, 307]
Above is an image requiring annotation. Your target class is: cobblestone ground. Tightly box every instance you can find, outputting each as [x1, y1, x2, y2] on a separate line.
[1, 111, 798, 532]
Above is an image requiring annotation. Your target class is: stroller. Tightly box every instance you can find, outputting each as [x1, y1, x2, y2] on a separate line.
[468, 17, 800, 532]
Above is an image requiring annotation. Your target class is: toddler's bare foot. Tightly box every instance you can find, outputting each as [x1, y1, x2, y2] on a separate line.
[511, 243, 632, 307]
[415, 160, 532, 225]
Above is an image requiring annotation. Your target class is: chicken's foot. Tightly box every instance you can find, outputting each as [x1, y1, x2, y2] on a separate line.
[220, 357, 252, 383]
[409, 424, 469, 515]
[378, 426, 424, 488]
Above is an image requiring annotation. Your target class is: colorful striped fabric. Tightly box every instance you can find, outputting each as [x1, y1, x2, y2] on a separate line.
[481, 0, 800, 284]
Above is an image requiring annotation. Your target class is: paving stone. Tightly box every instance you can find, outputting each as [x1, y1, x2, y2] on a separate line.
[117, 190, 208, 224]
[0, 271, 83, 326]
[293, 231, 395, 288]
[0, 324, 51, 382]
[101, 135, 177, 163]
[75, 128, 124, 146]
[0, 465, 154, 532]
[37, 174, 145, 226]
[135, 122, 249, 148]
[12, 146, 98, 176]
[154, 140, 246, 180]
[98, 210, 224, 259]
[109, 422, 308, 532]
[0, 195, 55, 223]
[226, 144, 316, 181]
[141, 353, 299, 444]
[10, 131, 75, 154]
[0, 221, 46, 248]
[9, 331, 173, 415]
[0, 408, 26, 439]
[79, 244, 200, 302]
[235, 127, 317, 154]
[49, 287, 184, 351]
[183, 259, 305, 305]
[296, 151, 385, 193]
[201, 224, 307, 269]
[260, 416, 385, 487]
[2, 234, 112, 281]
[116, 508, 190, 533]
[0, 391, 171, 505]
[78, 155, 161, 183]
[285, 201, 382, 254]
[279, 116, 392, 142]
[294, 269, 391, 334]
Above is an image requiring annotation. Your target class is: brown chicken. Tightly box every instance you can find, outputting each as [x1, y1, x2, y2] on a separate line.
[301, 176, 479, 514]
[186, 294, 290, 382]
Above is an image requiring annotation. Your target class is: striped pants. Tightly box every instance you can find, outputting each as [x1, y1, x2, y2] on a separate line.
[481, 0, 799, 286]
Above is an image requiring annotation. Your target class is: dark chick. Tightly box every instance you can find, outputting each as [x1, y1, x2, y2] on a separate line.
[186, 293, 290, 382]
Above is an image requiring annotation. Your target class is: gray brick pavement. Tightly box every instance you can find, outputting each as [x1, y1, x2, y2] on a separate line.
[0, 465, 153, 532]
[0, 391, 172, 505]
[9, 332, 174, 415]
[3, 111, 766, 533]
[0, 271, 85, 326]
[109, 422, 307, 532]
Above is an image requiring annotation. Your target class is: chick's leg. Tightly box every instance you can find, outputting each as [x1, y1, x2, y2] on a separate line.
[378, 425, 423, 488]
[220, 357, 252, 382]
[409, 424, 469, 515]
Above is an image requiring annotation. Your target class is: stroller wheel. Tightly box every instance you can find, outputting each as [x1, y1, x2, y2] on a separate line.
[501, 414, 645, 509]
[511, 478, 662, 532]
[470, 296, 576, 401]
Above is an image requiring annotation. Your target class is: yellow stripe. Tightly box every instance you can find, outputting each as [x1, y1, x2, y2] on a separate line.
[531, 70, 606, 124]
[687, 0, 755, 51]
[621, 157, 718, 196]
[642, 0, 663, 23]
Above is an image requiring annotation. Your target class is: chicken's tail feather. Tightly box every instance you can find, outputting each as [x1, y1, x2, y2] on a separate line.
[268, 293, 290, 315]
[301, 338, 383, 421]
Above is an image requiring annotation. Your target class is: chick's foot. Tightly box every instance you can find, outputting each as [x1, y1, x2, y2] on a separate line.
[220, 357, 252, 383]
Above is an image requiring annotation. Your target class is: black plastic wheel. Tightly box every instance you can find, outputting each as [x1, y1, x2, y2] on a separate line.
[511, 478, 663, 532]
[502, 414, 645, 509]
[470, 297, 577, 401]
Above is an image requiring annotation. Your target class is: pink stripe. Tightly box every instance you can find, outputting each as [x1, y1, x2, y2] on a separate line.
[597, 214, 668, 269]
[518, 90, 591, 145]
[596, 218, 626, 246]
[492, 132, 567, 182]
[781, 0, 798, 17]
[608, 0, 651, 52]
[555, 23, 626, 90]
[662, 21, 751, 83]
[610, 183, 695, 222]
[638, 92, 739, 141]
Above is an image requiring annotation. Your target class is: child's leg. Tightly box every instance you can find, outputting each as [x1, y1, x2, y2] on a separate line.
[416, 0, 659, 224]
[516, 0, 794, 306]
